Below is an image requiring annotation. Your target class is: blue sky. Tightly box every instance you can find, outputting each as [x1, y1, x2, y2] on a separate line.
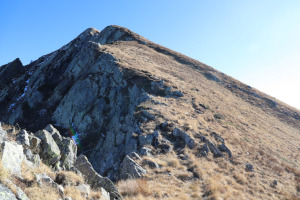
[1, 0, 299, 109]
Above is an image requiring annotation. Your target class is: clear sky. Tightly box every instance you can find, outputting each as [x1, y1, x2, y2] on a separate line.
[1, 0, 299, 110]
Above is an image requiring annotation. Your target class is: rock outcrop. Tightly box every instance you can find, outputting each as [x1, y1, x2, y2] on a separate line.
[1, 141, 24, 177]
[1, 25, 299, 199]
[119, 155, 147, 180]
[0, 124, 117, 200]
[74, 155, 121, 200]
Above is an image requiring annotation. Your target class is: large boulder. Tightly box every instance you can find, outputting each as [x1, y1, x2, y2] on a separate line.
[207, 141, 223, 157]
[0, 184, 17, 200]
[35, 130, 61, 166]
[45, 124, 77, 170]
[173, 128, 195, 149]
[74, 155, 121, 200]
[5, 180, 29, 200]
[1, 141, 24, 177]
[119, 155, 146, 180]
[100, 187, 111, 200]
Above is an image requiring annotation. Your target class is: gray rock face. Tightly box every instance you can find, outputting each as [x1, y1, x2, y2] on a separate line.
[36, 173, 64, 195]
[74, 155, 122, 200]
[0, 184, 17, 200]
[138, 134, 154, 147]
[45, 124, 77, 170]
[24, 148, 40, 167]
[0, 123, 7, 144]
[246, 164, 253, 172]
[16, 130, 30, 147]
[35, 130, 61, 166]
[207, 141, 223, 158]
[0, 25, 185, 180]
[100, 187, 111, 200]
[28, 134, 41, 154]
[173, 128, 195, 149]
[0, 26, 153, 180]
[76, 184, 90, 197]
[1, 141, 24, 177]
[5, 180, 29, 200]
[119, 155, 146, 180]
[139, 147, 152, 156]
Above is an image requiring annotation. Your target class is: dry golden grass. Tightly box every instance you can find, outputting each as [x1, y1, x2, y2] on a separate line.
[117, 178, 151, 197]
[0, 158, 9, 182]
[55, 170, 84, 186]
[166, 157, 180, 168]
[1, 123, 20, 141]
[64, 185, 87, 200]
[104, 39, 300, 199]
[21, 161, 56, 181]
[23, 184, 60, 200]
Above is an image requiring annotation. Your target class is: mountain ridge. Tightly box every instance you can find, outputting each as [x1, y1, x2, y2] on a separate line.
[0, 25, 299, 199]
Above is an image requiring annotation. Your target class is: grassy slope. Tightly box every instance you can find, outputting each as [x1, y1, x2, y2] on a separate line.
[104, 39, 300, 200]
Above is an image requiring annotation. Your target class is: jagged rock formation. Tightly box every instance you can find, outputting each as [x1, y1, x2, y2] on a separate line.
[1, 25, 300, 199]
[0, 123, 119, 200]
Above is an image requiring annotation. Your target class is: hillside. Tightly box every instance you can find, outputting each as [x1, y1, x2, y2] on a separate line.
[0, 25, 299, 200]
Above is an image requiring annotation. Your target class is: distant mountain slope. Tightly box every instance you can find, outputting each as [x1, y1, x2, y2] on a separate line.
[0, 25, 299, 199]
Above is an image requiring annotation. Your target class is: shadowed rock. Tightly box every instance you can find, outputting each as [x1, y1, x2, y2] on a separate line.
[74, 155, 121, 200]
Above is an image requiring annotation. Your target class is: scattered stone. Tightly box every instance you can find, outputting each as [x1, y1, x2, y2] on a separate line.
[218, 143, 232, 158]
[120, 155, 147, 180]
[198, 143, 209, 157]
[210, 132, 224, 143]
[245, 164, 253, 172]
[195, 134, 207, 142]
[138, 134, 154, 147]
[214, 113, 224, 120]
[139, 147, 152, 156]
[141, 110, 155, 121]
[158, 143, 172, 154]
[270, 180, 277, 188]
[76, 184, 90, 197]
[173, 128, 195, 149]
[142, 159, 159, 169]
[178, 154, 189, 160]
[170, 90, 184, 97]
[129, 152, 142, 160]
[36, 173, 54, 186]
[204, 72, 220, 82]
[207, 141, 223, 157]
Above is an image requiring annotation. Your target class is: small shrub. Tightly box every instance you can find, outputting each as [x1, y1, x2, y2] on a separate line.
[55, 171, 84, 186]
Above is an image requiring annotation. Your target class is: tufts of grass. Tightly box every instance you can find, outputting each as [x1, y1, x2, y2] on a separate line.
[117, 178, 151, 197]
